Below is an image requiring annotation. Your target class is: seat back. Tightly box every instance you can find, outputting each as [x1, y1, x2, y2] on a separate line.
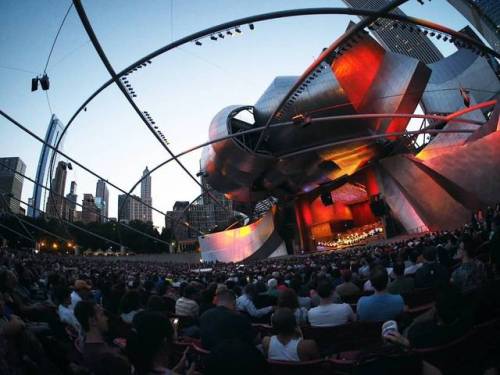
[302, 321, 383, 355]
[267, 359, 330, 375]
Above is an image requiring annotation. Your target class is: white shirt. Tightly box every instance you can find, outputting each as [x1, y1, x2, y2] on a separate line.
[58, 304, 80, 330]
[404, 263, 422, 275]
[268, 336, 301, 362]
[363, 280, 375, 292]
[70, 291, 82, 310]
[308, 303, 355, 327]
[236, 294, 273, 318]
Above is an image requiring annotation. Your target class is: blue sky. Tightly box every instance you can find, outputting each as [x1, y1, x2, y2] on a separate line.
[0, 0, 489, 229]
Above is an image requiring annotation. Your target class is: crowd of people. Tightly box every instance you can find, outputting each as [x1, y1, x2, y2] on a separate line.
[0, 205, 499, 374]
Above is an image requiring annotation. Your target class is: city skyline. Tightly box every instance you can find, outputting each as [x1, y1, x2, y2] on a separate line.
[0, 0, 496, 228]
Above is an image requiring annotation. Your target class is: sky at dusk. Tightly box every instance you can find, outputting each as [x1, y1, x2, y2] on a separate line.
[0, 0, 490, 229]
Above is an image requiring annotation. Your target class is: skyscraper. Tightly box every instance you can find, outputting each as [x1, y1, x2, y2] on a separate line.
[118, 194, 143, 223]
[81, 194, 99, 224]
[65, 181, 78, 222]
[447, 0, 499, 54]
[46, 161, 68, 218]
[95, 179, 109, 221]
[29, 115, 64, 217]
[342, 0, 444, 63]
[0, 157, 26, 214]
[140, 167, 152, 223]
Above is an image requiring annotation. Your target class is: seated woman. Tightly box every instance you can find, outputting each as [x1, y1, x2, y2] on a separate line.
[277, 289, 308, 325]
[262, 308, 319, 362]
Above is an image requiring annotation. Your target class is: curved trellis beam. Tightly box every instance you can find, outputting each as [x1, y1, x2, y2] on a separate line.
[122, 105, 492, 201]
[51, 5, 499, 200]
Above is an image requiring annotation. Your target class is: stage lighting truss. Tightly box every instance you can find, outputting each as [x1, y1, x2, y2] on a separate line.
[193, 22, 255, 46]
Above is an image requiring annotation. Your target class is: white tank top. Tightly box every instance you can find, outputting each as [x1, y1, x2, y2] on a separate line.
[268, 335, 301, 362]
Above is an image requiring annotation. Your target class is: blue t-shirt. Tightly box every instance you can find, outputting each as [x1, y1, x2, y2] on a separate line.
[357, 293, 404, 322]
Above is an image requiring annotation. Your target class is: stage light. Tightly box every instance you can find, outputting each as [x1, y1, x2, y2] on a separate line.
[226, 30, 233, 36]
[218, 33, 225, 39]
[430, 32, 435, 37]
[436, 34, 442, 40]
[417, 0, 424, 4]
[210, 35, 217, 41]
[40, 74, 50, 90]
[195, 40, 202, 46]
[249, 23, 254, 30]
[443, 36, 448, 42]
[423, 30, 428, 35]
[235, 27, 242, 33]
[31, 77, 39, 92]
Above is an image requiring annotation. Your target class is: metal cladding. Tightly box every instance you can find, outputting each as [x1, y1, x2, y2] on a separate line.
[201, 33, 431, 202]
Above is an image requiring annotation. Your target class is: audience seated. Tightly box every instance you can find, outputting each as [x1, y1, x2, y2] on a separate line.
[335, 269, 361, 298]
[74, 300, 131, 375]
[357, 266, 404, 322]
[175, 285, 199, 318]
[200, 289, 254, 350]
[308, 281, 356, 327]
[451, 235, 487, 293]
[71, 280, 91, 310]
[414, 247, 449, 289]
[262, 308, 319, 362]
[277, 289, 308, 325]
[236, 284, 273, 319]
[54, 286, 80, 331]
[388, 263, 415, 295]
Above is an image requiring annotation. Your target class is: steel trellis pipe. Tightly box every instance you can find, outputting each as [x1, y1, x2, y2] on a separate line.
[0, 223, 36, 244]
[72, 0, 231, 217]
[51, 6, 499, 216]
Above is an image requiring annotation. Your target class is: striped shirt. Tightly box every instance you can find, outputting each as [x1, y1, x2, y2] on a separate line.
[175, 297, 199, 317]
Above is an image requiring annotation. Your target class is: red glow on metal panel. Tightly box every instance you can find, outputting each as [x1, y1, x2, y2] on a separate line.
[332, 40, 384, 110]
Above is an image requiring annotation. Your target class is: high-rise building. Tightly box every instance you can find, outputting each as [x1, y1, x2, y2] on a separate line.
[118, 194, 144, 223]
[65, 181, 78, 222]
[81, 194, 99, 224]
[140, 167, 153, 223]
[95, 179, 109, 221]
[447, 0, 499, 54]
[342, 0, 444, 63]
[0, 157, 26, 214]
[29, 115, 64, 217]
[46, 161, 68, 218]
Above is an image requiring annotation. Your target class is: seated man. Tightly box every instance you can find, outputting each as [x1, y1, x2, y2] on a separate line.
[385, 286, 472, 349]
[335, 270, 361, 299]
[451, 235, 486, 292]
[308, 281, 356, 327]
[414, 247, 449, 289]
[404, 251, 422, 275]
[74, 301, 130, 375]
[175, 285, 199, 317]
[357, 266, 405, 322]
[263, 308, 319, 362]
[200, 289, 254, 350]
[54, 286, 80, 331]
[236, 284, 273, 319]
[388, 263, 415, 295]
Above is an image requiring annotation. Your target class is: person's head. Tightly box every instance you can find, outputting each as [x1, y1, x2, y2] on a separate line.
[369, 265, 389, 292]
[393, 263, 405, 278]
[277, 289, 299, 310]
[182, 285, 198, 300]
[422, 247, 437, 262]
[205, 339, 270, 375]
[243, 284, 257, 300]
[74, 300, 108, 334]
[271, 308, 297, 336]
[317, 281, 334, 300]
[74, 279, 92, 299]
[0, 270, 17, 292]
[458, 234, 475, 260]
[120, 290, 142, 314]
[267, 278, 278, 290]
[126, 311, 174, 374]
[409, 251, 419, 264]
[214, 289, 236, 310]
[341, 269, 352, 283]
